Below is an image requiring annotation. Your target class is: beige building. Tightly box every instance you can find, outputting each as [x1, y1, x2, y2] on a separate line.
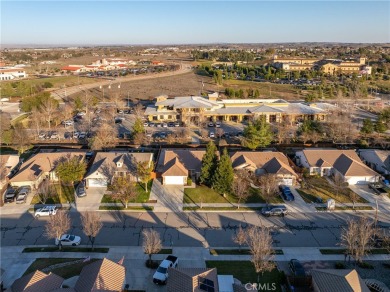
[145, 95, 327, 124]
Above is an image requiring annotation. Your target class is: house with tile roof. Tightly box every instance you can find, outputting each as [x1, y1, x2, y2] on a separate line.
[230, 151, 298, 186]
[145, 95, 327, 125]
[358, 149, 390, 175]
[85, 151, 153, 187]
[295, 149, 380, 185]
[10, 258, 125, 292]
[11, 270, 64, 292]
[156, 149, 210, 185]
[9, 150, 87, 189]
[74, 258, 125, 292]
[311, 269, 370, 292]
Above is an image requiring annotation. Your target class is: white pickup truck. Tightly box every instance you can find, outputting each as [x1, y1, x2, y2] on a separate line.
[152, 255, 178, 285]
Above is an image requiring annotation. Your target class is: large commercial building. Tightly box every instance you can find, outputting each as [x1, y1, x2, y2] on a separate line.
[145, 95, 327, 124]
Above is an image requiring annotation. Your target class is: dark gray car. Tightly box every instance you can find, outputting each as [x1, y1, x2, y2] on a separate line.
[76, 181, 86, 197]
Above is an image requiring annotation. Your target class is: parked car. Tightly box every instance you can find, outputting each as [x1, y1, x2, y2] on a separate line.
[153, 255, 178, 285]
[3, 187, 18, 203]
[174, 122, 180, 127]
[149, 122, 155, 127]
[167, 122, 175, 127]
[73, 131, 80, 139]
[261, 205, 288, 217]
[208, 122, 214, 127]
[15, 192, 28, 204]
[215, 121, 221, 128]
[38, 132, 46, 140]
[55, 234, 81, 246]
[209, 131, 215, 138]
[50, 132, 59, 140]
[143, 122, 149, 127]
[280, 186, 294, 201]
[162, 123, 168, 128]
[75, 181, 87, 198]
[78, 132, 87, 139]
[289, 259, 306, 277]
[35, 206, 57, 217]
[63, 120, 74, 126]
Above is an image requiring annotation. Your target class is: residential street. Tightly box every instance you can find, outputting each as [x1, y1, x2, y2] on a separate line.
[1, 210, 390, 249]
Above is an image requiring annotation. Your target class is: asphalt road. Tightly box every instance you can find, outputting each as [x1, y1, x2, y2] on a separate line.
[1, 210, 390, 248]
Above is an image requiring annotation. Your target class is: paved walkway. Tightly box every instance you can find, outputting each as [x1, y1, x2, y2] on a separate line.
[150, 179, 184, 212]
[1, 245, 389, 290]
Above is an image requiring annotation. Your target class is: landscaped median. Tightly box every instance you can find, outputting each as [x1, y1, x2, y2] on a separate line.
[22, 246, 109, 253]
[319, 248, 389, 255]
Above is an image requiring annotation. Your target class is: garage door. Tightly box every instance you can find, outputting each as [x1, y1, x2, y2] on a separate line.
[88, 178, 108, 187]
[280, 178, 293, 186]
[164, 176, 185, 185]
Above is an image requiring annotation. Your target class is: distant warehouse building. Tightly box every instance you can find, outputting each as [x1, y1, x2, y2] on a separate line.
[0, 67, 27, 80]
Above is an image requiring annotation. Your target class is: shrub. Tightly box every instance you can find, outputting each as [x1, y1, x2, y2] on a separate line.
[358, 262, 374, 269]
[145, 260, 159, 269]
[187, 177, 192, 186]
[335, 262, 346, 269]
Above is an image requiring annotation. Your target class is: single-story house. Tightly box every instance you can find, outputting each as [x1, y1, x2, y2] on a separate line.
[230, 151, 298, 186]
[156, 149, 209, 185]
[167, 268, 220, 292]
[358, 149, 390, 175]
[10, 150, 87, 189]
[295, 149, 380, 185]
[85, 151, 153, 187]
[11, 258, 125, 292]
[311, 269, 370, 292]
[11, 270, 64, 292]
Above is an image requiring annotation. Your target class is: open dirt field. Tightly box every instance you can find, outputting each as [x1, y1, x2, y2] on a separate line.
[84, 71, 218, 102]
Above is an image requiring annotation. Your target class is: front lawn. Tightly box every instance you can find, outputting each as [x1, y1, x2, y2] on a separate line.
[210, 249, 284, 255]
[23, 247, 109, 253]
[101, 180, 152, 204]
[31, 184, 75, 204]
[206, 261, 285, 292]
[299, 177, 367, 204]
[183, 185, 279, 204]
[24, 258, 99, 279]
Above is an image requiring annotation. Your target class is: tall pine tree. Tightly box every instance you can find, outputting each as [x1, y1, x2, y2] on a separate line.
[242, 115, 273, 150]
[200, 141, 218, 186]
[212, 148, 234, 195]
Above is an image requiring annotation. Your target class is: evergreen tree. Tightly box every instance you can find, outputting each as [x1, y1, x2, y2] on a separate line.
[212, 148, 234, 195]
[132, 117, 145, 135]
[242, 115, 273, 150]
[375, 118, 387, 133]
[360, 118, 374, 134]
[200, 141, 218, 186]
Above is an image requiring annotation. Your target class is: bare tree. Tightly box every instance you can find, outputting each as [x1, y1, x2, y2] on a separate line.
[233, 225, 247, 252]
[12, 124, 31, 154]
[333, 172, 346, 197]
[246, 226, 275, 281]
[133, 132, 146, 146]
[81, 212, 103, 251]
[133, 103, 144, 118]
[142, 229, 162, 267]
[308, 131, 322, 145]
[39, 97, 58, 129]
[348, 190, 359, 210]
[36, 179, 52, 204]
[110, 177, 138, 208]
[233, 170, 250, 209]
[256, 174, 279, 204]
[30, 108, 44, 139]
[177, 128, 191, 144]
[341, 217, 375, 264]
[44, 210, 71, 251]
[274, 122, 292, 144]
[90, 122, 118, 151]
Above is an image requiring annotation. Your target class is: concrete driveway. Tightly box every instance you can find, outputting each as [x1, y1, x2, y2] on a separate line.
[75, 187, 106, 211]
[150, 179, 184, 212]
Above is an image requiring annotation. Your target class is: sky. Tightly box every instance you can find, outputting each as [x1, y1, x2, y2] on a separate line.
[1, 1, 389, 45]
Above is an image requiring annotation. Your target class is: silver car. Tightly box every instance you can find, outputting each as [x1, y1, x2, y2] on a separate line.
[75, 181, 86, 197]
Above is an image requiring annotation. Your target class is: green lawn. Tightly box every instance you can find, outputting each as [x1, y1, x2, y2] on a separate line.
[31, 184, 75, 204]
[183, 206, 263, 211]
[183, 185, 280, 204]
[315, 206, 374, 211]
[210, 249, 284, 255]
[101, 180, 152, 204]
[299, 177, 367, 204]
[99, 206, 153, 211]
[206, 261, 285, 292]
[23, 258, 99, 279]
[32, 184, 75, 204]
